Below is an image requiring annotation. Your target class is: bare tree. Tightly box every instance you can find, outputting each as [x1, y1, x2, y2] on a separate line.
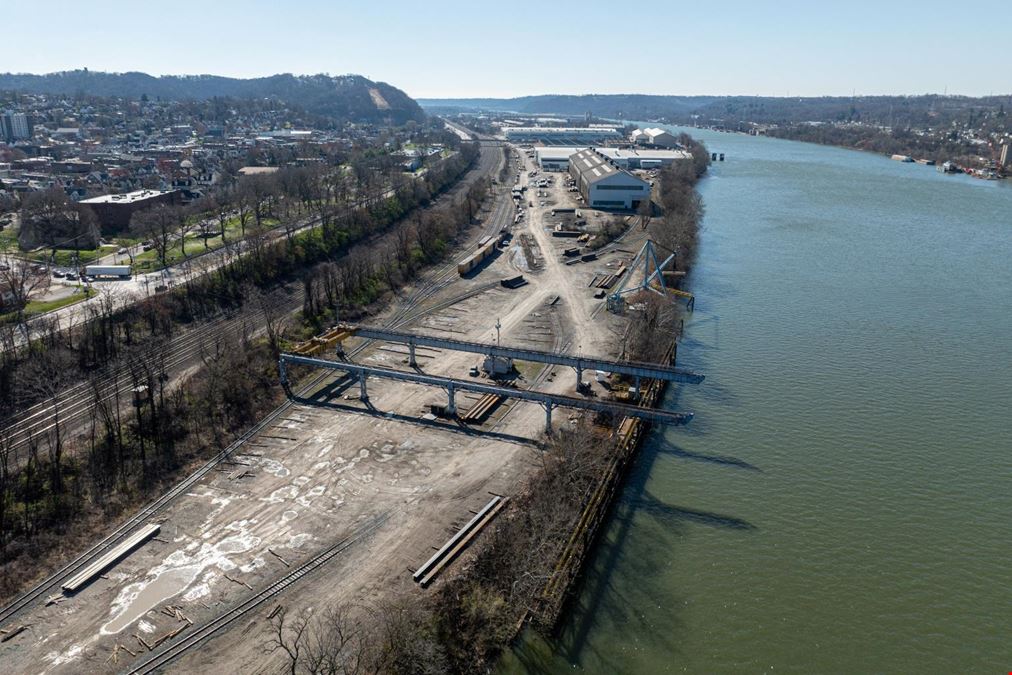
[131, 205, 179, 270]
[0, 255, 50, 328]
[264, 605, 380, 675]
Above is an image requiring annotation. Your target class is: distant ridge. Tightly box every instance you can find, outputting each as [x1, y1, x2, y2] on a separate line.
[417, 94, 718, 119]
[0, 70, 425, 124]
[418, 93, 1012, 126]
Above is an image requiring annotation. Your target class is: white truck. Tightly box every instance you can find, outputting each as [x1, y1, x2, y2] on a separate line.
[84, 265, 131, 279]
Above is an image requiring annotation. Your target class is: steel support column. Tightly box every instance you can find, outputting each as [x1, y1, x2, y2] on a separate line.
[446, 384, 457, 416]
[544, 402, 554, 434]
[359, 374, 368, 400]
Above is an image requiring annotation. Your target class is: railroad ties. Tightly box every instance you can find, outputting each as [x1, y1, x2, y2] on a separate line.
[590, 263, 628, 290]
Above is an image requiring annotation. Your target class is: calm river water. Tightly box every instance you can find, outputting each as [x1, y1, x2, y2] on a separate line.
[505, 127, 1012, 673]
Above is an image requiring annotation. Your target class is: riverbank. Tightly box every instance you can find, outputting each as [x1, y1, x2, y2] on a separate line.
[523, 124, 1012, 674]
[403, 136, 711, 674]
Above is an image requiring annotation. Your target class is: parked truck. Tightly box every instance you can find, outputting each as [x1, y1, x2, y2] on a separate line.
[84, 265, 131, 279]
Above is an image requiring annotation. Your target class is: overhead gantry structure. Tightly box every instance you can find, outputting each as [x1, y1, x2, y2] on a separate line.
[327, 323, 704, 391]
[282, 321, 703, 434]
[278, 354, 693, 434]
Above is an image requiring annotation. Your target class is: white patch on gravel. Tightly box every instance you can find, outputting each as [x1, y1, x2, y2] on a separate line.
[258, 457, 290, 477]
[100, 521, 260, 635]
[261, 485, 299, 504]
[138, 620, 156, 634]
[286, 533, 313, 549]
[240, 557, 265, 574]
[43, 643, 84, 666]
[296, 485, 326, 507]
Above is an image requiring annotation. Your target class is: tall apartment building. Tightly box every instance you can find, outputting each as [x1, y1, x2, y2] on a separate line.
[0, 112, 32, 142]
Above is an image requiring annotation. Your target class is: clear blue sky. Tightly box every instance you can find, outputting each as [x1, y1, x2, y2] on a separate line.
[4, 0, 1010, 99]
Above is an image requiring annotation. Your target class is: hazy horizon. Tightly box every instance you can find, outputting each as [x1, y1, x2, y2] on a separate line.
[4, 69, 1010, 102]
[3, 0, 1010, 100]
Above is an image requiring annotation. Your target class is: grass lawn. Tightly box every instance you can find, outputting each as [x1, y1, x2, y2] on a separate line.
[0, 227, 19, 253]
[24, 246, 118, 267]
[0, 288, 96, 323]
[130, 217, 278, 273]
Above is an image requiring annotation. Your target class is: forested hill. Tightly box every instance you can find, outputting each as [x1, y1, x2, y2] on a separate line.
[418, 94, 720, 119]
[0, 70, 426, 124]
[420, 93, 1011, 128]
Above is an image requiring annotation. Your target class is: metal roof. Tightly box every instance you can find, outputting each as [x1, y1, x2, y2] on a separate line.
[569, 148, 646, 186]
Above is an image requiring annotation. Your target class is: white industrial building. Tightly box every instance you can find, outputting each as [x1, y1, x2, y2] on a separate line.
[503, 126, 622, 142]
[536, 146, 690, 171]
[568, 148, 651, 210]
[630, 127, 680, 148]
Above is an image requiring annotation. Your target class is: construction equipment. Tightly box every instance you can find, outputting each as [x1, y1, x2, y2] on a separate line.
[289, 326, 354, 357]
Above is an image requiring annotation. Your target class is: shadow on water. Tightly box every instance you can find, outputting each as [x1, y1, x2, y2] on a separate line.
[656, 442, 762, 472]
[632, 490, 758, 531]
[507, 370, 760, 673]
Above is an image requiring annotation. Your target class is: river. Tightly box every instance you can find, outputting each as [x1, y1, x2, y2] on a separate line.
[504, 127, 1012, 673]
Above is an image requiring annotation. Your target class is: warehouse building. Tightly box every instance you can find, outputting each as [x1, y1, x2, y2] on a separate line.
[536, 146, 690, 171]
[630, 127, 681, 148]
[568, 148, 650, 210]
[79, 189, 181, 235]
[503, 126, 621, 142]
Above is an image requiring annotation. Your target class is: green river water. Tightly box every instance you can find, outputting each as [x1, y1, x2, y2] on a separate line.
[505, 127, 1012, 674]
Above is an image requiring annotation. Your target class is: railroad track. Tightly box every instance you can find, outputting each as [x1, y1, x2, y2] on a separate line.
[0, 140, 509, 641]
[123, 513, 391, 675]
[1, 289, 300, 455]
[0, 303, 400, 628]
[384, 163, 512, 327]
[2, 143, 504, 460]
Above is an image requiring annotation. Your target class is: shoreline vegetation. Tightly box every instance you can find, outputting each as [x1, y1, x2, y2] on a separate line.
[0, 129, 710, 674]
[263, 135, 710, 674]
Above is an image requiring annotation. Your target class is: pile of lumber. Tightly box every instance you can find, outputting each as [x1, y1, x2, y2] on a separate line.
[460, 393, 503, 423]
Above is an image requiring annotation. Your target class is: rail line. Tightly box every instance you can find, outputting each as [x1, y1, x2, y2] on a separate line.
[0, 141, 511, 634]
[123, 513, 391, 675]
[0, 289, 300, 454]
[1, 143, 504, 460]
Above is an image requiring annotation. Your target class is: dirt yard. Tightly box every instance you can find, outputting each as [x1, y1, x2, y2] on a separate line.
[1, 147, 652, 674]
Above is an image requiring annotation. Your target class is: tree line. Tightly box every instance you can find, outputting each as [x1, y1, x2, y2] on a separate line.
[257, 138, 711, 674]
[0, 140, 493, 600]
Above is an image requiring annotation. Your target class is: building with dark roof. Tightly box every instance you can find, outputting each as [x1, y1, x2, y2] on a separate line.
[78, 189, 181, 234]
[568, 148, 651, 210]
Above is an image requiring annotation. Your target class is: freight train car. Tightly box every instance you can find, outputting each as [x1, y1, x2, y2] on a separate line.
[457, 235, 498, 275]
